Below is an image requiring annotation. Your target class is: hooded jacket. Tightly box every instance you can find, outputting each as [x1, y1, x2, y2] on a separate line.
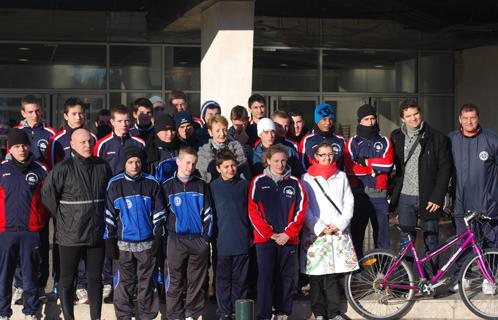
[42, 152, 113, 246]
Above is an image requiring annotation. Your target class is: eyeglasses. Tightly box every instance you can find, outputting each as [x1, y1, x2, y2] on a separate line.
[316, 153, 334, 158]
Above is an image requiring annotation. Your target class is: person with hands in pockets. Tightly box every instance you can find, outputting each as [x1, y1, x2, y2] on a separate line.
[248, 144, 307, 320]
[301, 142, 358, 320]
[104, 146, 166, 320]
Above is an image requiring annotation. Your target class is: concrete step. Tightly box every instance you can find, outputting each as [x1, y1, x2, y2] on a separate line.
[11, 294, 482, 319]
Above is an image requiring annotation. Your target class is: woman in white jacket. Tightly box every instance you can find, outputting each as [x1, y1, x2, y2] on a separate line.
[300, 142, 358, 320]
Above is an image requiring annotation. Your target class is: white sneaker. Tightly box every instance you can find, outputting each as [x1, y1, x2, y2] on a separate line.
[0, 316, 9, 320]
[76, 288, 88, 304]
[24, 315, 38, 320]
[102, 284, 112, 299]
[449, 278, 471, 292]
[12, 287, 23, 304]
[482, 279, 496, 295]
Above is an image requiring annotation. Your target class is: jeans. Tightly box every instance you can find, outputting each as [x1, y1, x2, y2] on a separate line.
[397, 194, 439, 274]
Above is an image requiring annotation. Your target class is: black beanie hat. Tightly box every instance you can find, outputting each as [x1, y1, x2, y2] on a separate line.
[7, 128, 30, 147]
[123, 146, 144, 165]
[357, 104, 376, 122]
[154, 113, 176, 133]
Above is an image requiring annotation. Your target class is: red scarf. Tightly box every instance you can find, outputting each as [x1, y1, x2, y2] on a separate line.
[307, 160, 337, 180]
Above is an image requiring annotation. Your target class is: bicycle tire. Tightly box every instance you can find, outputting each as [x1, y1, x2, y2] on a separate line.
[344, 249, 416, 320]
[459, 249, 498, 320]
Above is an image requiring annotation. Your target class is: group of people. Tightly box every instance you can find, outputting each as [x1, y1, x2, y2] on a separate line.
[0, 90, 497, 320]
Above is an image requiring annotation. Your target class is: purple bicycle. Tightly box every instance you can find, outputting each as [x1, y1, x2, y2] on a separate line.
[344, 212, 498, 319]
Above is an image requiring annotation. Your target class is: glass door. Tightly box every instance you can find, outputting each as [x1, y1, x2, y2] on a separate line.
[323, 96, 372, 139]
[269, 95, 319, 128]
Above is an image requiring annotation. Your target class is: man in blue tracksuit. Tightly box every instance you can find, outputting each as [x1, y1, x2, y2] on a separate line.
[0, 129, 49, 319]
[345, 104, 394, 257]
[105, 146, 165, 320]
[449, 103, 498, 292]
[94, 103, 146, 301]
[299, 103, 345, 169]
[162, 146, 213, 320]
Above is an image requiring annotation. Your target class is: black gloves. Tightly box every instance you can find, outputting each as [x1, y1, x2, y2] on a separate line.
[357, 157, 368, 167]
[105, 237, 119, 260]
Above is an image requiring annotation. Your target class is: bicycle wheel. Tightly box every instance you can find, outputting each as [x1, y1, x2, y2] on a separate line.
[344, 249, 416, 320]
[459, 249, 498, 320]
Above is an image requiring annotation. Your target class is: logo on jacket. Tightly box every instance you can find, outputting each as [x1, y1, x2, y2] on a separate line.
[283, 186, 296, 198]
[479, 151, 489, 161]
[374, 141, 383, 152]
[174, 196, 182, 206]
[126, 199, 133, 209]
[25, 172, 39, 186]
[331, 143, 342, 155]
[38, 139, 48, 153]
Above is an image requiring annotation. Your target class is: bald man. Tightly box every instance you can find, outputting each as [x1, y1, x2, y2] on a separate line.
[42, 128, 112, 320]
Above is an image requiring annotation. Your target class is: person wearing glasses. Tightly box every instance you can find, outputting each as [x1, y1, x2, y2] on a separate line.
[301, 141, 358, 320]
[344, 104, 394, 258]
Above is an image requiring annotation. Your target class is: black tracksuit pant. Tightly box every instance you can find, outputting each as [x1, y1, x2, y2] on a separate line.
[215, 254, 249, 316]
[0, 232, 40, 318]
[255, 242, 296, 320]
[114, 248, 158, 320]
[166, 236, 209, 320]
[58, 242, 105, 320]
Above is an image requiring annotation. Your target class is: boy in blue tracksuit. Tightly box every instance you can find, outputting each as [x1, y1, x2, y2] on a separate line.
[104, 146, 165, 319]
[162, 146, 213, 320]
[210, 150, 251, 319]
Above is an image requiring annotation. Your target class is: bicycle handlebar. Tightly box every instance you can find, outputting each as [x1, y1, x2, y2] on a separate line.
[464, 211, 492, 226]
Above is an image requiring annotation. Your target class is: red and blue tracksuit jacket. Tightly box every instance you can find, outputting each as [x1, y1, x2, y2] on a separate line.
[94, 132, 146, 175]
[14, 120, 56, 161]
[46, 126, 97, 169]
[344, 134, 394, 190]
[299, 131, 345, 169]
[248, 172, 307, 245]
[0, 158, 48, 232]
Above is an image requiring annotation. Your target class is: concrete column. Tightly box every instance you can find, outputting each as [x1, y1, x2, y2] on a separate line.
[201, 0, 254, 117]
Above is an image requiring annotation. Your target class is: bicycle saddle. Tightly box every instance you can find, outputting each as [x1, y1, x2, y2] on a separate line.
[395, 224, 424, 234]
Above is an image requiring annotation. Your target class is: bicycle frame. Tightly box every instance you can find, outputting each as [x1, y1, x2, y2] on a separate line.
[382, 225, 496, 291]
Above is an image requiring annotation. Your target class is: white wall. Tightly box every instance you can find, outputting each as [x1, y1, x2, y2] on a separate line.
[455, 46, 498, 132]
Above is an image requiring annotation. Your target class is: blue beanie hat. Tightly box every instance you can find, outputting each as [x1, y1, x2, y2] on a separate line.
[200, 100, 220, 121]
[314, 103, 335, 124]
[174, 111, 193, 129]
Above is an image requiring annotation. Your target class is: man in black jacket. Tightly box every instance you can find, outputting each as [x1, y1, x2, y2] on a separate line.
[42, 128, 112, 320]
[390, 99, 452, 273]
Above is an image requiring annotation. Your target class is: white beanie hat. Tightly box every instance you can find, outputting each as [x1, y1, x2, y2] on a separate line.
[257, 118, 276, 137]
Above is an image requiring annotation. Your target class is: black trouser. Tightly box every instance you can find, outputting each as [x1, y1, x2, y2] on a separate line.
[309, 273, 342, 319]
[166, 236, 209, 320]
[58, 242, 105, 320]
[255, 243, 296, 320]
[350, 194, 390, 258]
[114, 248, 158, 320]
[215, 254, 249, 316]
